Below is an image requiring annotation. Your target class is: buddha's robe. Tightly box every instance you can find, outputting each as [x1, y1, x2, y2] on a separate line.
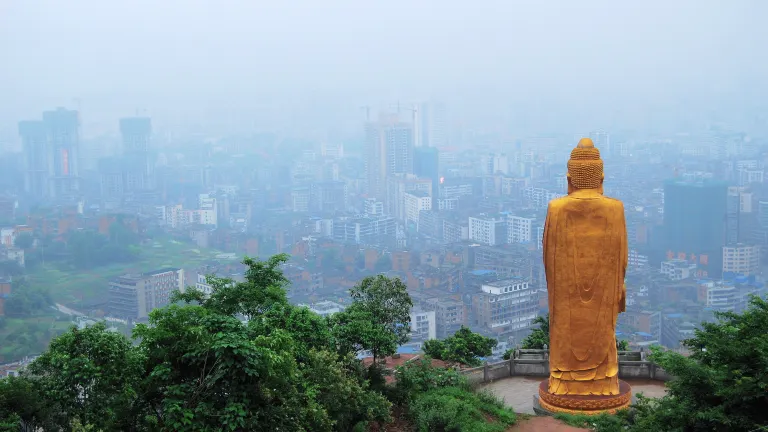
[543, 189, 627, 396]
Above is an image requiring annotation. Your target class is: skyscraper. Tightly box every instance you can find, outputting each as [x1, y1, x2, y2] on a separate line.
[414, 146, 439, 195]
[120, 117, 153, 191]
[590, 130, 610, 157]
[415, 102, 446, 148]
[663, 179, 728, 278]
[365, 115, 414, 200]
[19, 108, 81, 199]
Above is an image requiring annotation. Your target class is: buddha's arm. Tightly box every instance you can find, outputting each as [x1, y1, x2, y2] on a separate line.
[543, 203, 555, 310]
[619, 202, 628, 312]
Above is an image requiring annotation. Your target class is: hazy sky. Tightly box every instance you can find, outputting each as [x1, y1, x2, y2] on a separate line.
[1, 0, 767, 137]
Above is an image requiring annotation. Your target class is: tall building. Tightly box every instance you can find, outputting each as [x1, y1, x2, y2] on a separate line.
[469, 215, 507, 246]
[726, 187, 740, 245]
[409, 307, 437, 341]
[403, 191, 432, 229]
[414, 146, 439, 195]
[508, 216, 534, 244]
[590, 130, 610, 157]
[109, 268, 184, 320]
[385, 174, 432, 221]
[663, 179, 728, 278]
[120, 117, 153, 191]
[19, 108, 81, 199]
[415, 102, 446, 148]
[471, 278, 538, 338]
[310, 181, 347, 213]
[365, 116, 414, 200]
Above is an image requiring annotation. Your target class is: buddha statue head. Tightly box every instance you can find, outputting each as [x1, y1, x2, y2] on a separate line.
[567, 138, 604, 194]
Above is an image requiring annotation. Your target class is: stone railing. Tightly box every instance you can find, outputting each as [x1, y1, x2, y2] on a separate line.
[461, 350, 672, 386]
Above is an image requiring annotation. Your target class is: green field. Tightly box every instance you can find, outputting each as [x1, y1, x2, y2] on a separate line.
[0, 315, 74, 362]
[25, 237, 236, 309]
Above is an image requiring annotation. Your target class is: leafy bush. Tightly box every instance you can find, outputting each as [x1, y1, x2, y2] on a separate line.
[410, 386, 516, 432]
[502, 349, 513, 360]
[554, 410, 632, 432]
[391, 358, 467, 404]
[520, 314, 549, 349]
[421, 326, 497, 367]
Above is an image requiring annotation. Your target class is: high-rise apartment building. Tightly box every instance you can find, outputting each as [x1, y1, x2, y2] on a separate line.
[365, 116, 414, 200]
[415, 102, 446, 148]
[109, 268, 184, 320]
[386, 174, 432, 221]
[663, 179, 728, 278]
[722, 244, 760, 277]
[120, 117, 153, 191]
[472, 278, 538, 338]
[590, 130, 611, 157]
[469, 215, 507, 246]
[403, 191, 432, 229]
[310, 181, 348, 213]
[19, 108, 81, 199]
[508, 216, 534, 244]
[414, 146, 439, 195]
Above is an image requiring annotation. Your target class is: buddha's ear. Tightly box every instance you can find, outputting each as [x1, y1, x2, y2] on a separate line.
[566, 175, 574, 195]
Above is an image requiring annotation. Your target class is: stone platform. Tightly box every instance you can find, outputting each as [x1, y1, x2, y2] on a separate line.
[534, 380, 632, 416]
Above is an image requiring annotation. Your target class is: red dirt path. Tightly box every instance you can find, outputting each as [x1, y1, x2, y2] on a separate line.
[507, 416, 588, 431]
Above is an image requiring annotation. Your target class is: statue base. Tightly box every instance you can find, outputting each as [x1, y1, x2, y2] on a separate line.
[535, 380, 632, 416]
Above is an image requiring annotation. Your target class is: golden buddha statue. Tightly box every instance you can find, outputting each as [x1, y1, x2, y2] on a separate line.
[537, 137, 630, 414]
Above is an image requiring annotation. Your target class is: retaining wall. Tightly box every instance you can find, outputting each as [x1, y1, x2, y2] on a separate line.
[464, 350, 671, 384]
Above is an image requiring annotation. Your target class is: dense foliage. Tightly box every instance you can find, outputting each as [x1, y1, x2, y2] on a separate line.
[2, 279, 52, 317]
[520, 314, 549, 349]
[0, 253, 523, 431]
[390, 358, 517, 432]
[556, 296, 768, 432]
[0, 254, 401, 431]
[422, 326, 498, 367]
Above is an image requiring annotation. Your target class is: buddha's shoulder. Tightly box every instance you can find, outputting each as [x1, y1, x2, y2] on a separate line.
[549, 195, 625, 209]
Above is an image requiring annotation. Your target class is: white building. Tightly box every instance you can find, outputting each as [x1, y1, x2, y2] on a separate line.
[410, 308, 437, 341]
[523, 187, 564, 210]
[507, 216, 534, 244]
[320, 142, 344, 159]
[699, 280, 738, 311]
[722, 244, 760, 276]
[404, 191, 432, 228]
[291, 187, 311, 213]
[474, 279, 537, 332]
[300, 300, 345, 317]
[436, 197, 458, 211]
[469, 215, 507, 246]
[364, 198, 384, 217]
[660, 259, 697, 281]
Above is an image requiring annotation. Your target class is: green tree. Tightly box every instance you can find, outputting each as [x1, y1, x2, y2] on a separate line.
[135, 304, 327, 431]
[175, 253, 291, 319]
[422, 326, 498, 367]
[24, 323, 145, 431]
[617, 339, 630, 351]
[520, 314, 549, 349]
[331, 307, 399, 365]
[13, 233, 34, 250]
[630, 296, 768, 432]
[335, 275, 412, 364]
[0, 375, 50, 432]
[161, 254, 391, 431]
[4, 279, 52, 317]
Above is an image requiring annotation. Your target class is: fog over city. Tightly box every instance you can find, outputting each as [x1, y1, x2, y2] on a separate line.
[0, 2, 767, 431]
[2, 0, 768, 137]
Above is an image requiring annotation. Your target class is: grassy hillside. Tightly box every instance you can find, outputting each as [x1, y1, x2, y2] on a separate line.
[25, 237, 235, 308]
